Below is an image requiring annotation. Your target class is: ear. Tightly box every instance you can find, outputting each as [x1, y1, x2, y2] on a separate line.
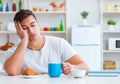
[37, 22, 40, 28]
[37, 20, 40, 25]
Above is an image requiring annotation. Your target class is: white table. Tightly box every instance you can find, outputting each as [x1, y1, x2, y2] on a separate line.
[0, 72, 120, 84]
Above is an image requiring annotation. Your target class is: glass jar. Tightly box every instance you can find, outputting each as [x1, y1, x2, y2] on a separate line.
[105, 4, 111, 11]
[114, 5, 120, 12]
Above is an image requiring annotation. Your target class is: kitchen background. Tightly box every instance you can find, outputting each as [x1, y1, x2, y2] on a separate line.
[1, 0, 120, 71]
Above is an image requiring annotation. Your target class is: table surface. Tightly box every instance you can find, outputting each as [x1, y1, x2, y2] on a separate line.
[0, 72, 120, 84]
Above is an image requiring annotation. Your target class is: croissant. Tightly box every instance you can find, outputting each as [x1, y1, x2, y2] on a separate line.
[0, 43, 14, 51]
[22, 68, 40, 76]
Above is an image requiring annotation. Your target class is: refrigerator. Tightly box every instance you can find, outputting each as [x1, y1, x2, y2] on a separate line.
[71, 25, 101, 70]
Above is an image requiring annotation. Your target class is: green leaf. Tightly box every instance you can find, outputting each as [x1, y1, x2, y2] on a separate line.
[81, 11, 89, 19]
[107, 20, 116, 25]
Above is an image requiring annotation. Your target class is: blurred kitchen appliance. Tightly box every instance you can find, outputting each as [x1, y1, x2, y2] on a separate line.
[71, 25, 101, 70]
[108, 38, 120, 50]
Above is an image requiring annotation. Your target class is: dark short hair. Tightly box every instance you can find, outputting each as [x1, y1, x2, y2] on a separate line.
[14, 9, 37, 22]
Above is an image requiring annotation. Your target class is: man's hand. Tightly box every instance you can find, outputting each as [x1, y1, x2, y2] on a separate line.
[62, 62, 72, 75]
[14, 21, 28, 40]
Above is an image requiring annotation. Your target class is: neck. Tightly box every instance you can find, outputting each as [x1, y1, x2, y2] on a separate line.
[27, 35, 45, 51]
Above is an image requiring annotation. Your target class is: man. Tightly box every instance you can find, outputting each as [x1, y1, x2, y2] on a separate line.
[4, 9, 89, 76]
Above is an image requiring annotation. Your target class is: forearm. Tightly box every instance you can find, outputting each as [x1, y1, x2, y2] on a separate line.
[4, 38, 28, 75]
[72, 63, 89, 72]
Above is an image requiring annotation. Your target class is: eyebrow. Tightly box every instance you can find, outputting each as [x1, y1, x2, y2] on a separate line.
[21, 21, 36, 27]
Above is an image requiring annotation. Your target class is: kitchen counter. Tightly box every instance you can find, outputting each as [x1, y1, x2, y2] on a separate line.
[0, 71, 120, 84]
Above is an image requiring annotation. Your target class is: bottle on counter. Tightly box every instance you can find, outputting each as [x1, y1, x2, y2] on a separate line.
[59, 20, 64, 31]
[19, 0, 23, 10]
[12, 0, 16, 11]
[0, 0, 3, 12]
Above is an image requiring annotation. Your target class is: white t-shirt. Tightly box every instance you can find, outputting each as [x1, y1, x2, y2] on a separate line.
[5, 36, 77, 74]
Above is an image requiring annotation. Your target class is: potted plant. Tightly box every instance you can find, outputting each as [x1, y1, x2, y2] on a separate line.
[107, 19, 116, 30]
[80, 11, 89, 25]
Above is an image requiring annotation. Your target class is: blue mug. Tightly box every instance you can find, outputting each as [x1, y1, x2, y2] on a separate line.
[48, 63, 62, 78]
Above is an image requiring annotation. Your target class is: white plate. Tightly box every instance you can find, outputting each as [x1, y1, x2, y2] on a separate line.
[20, 75, 40, 79]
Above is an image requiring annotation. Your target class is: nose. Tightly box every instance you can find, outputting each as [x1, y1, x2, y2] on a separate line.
[27, 27, 33, 34]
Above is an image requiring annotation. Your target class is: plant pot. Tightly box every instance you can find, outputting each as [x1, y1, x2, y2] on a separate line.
[83, 19, 87, 25]
[109, 25, 115, 31]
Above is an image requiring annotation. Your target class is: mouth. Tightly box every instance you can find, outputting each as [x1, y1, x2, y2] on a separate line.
[29, 34, 35, 37]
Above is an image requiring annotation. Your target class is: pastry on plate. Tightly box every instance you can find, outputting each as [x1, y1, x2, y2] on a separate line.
[22, 68, 40, 76]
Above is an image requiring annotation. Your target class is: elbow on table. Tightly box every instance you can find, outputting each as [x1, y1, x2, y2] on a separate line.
[4, 67, 19, 76]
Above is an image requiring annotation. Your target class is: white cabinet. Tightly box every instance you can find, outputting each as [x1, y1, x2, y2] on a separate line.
[101, 0, 120, 70]
[71, 25, 101, 70]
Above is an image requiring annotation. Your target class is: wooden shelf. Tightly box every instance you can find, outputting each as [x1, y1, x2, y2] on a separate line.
[34, 11, 66, 14]
[101, 0, 120, 70]
[40, 31, 67, 33]
[0, 12, 16, 14]
[103, 50, 120, 53]
[103, 30, 120, 33]
[0, 11, 66, 14]
[103, 11, 120, 14]
[0, 51, 7, 54]
[0, 31, 16, 34]
[0, 31, 67, 34]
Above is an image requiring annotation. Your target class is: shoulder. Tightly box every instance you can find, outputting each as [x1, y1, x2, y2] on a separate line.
[45, 36, 70, 48]
[45, 35, 64, 40]
[45, 36, 71, 49]
[45, 36, 67, 43]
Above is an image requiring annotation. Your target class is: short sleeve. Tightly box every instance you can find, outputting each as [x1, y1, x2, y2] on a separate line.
[60, 39, 78, 61]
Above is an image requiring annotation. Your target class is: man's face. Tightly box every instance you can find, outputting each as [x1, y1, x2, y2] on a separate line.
[20, 15, 40, 40]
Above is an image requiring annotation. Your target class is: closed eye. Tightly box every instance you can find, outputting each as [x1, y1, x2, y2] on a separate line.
[31, 24, 36, 27]
[22, 26, 28, 30]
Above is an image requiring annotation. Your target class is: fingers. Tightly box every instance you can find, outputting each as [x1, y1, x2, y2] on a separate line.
[62, 62, 72, 75]
[17, 21, 23, 31]
[14, 21, 19, 33]
[14, 21, 28, 39]
[14, 21, 23, 34]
